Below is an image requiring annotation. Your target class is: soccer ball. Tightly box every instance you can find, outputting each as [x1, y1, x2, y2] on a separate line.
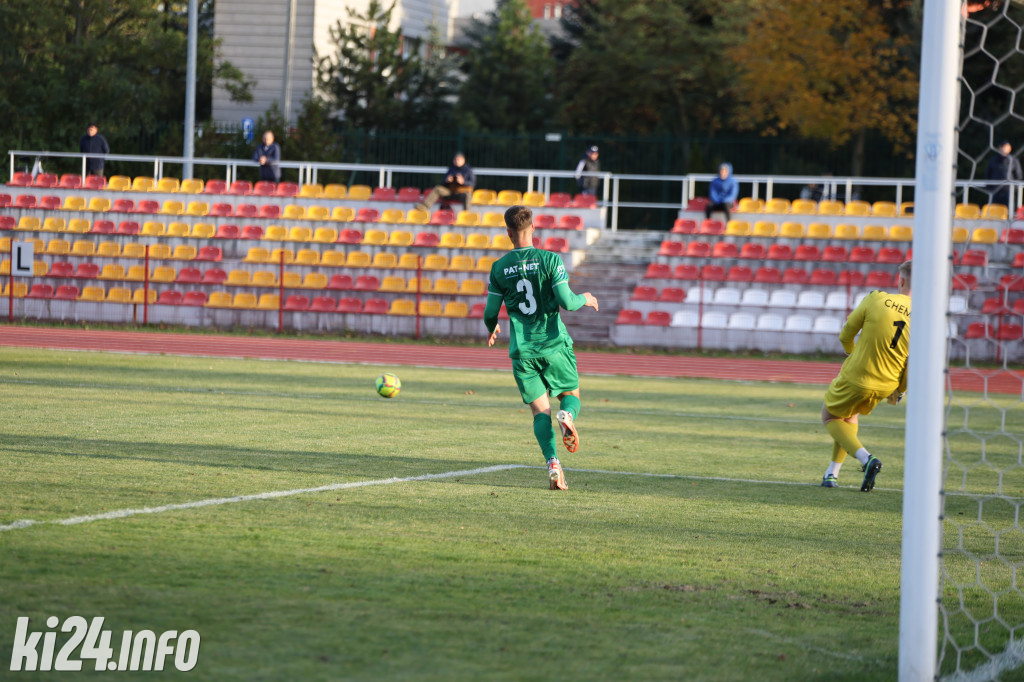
[375, 373, 401, 398]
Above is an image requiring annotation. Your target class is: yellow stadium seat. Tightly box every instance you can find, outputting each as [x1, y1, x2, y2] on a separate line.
[288, 226, 312, 242]
[952, 226, 969, 243]
[42, 217, 65, 232]
[321, 250, 346, 266]
[132, 177, 157, 192]
[982, 203, 1008, 220]
[79, 286, 106, 301]
[308, 206, 330, 221]
[388, 299, 416, 316]
[0, 238, 9, 253]
[955, 203, 981, 220]
[429, 278, 456, 294]
[476, 256, 497, 272]
[62, 196, 87, 211]
[76, 241, 101, 257]
[141, 221, 166, 236]
[752, 221, 777, 238]
[346, 251, 371, 268]
[159, 200, 184, 216]
[455, 211, 480, 227]
[491, 234, 513, 250]
[347, 185, 372, 201]
[899, 202, 914, 216]
[295, 249, 320, 265]
[148, 244, 172, 259]
[257, 294, 279, 310]
[495, 190, 522, 206]
[790, 199, 817, 215]
[206, 291, 233, 308]
[522, 191, 546, 207]
[164, 221, 187, 237]
[398, 254, 421, 269]
[406, 209, 430, 225]
[331, 207, 355, 222]
[971, 227, 998, 244]
[482, 212, 506, 228]
[231, 293, 258, 309]
[888, 225, 913, 241]
[725, 220, 750, 237]
[156, 177, 180, 193]
[764, 198, 790, 214]
[0, 261, 8, 276]
[388, 231, 414, 247]
[99, 264, 126, 280]
[423, 254, 448, 270]
[252, 271, 278, 287]
[282, 272, 302, 288]
[283, 205, 305, 220]
[108, 175, 131, 191]
[466, 233, 491, 249]
[419, 300, 443, 316]
[861, 225, 887, 241]
[442, 301, 469, 318]
[806, 223, 832, 239]
[87, 197, 111, 212]
[313, 227, 338, 243]
[439, 232, 465, 249]
[372, 253, 398, 268]
[190, 223, 214, 239]
[872, 201, 897, 217]
[244, 247, 271, 263]
[132, 289, 158, 304]
[406, 277, 432, 293]
[450, 255, 474, 271]
[67, 219, 91, 233]
[185, 201, 209, 217]
[817, 200, 844, 215]
[45, 239, 70, 255]
[323, 184, 347, 199]
[31, 260, 47, 277]
[302, 272, 328, 289]
[172, 245, 197, 260]
[844, 200, 871, 216]
[180, 178, 204, 194]
[380, 276, 407, 292]
[264, 225, 288, 241]
[834, 224, 859, 239]
[121, 243, 145, 259]
[381, 208, 405, 224]
[736, 197, 763, 213]
[16, 216, 39, 231]
[299, 183, 323, 199]
[362, 229, 387, 246]
[270, 248, 295, 264]
[151, 266, 176, 282]
[226, 270, 252, 286]
[472, 189, 497, 205]
[779, 222, 804, 238]
[106, 287, 131, 303]
[459, 279, 486, 296]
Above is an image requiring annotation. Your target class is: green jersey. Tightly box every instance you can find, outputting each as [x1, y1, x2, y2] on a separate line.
[486, 247, 584, 359]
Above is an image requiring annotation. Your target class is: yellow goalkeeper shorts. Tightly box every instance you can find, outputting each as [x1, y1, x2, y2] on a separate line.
[823, 376, 891, 419]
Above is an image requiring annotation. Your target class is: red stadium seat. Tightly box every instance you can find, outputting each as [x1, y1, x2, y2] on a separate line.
[259, 204, 281, 219]
[534, 214, 557, 229]
[960, 250, 988, 267]
[701, 264, 726, 281]
[686, 197, 709, 211]
[33, 173, 58, 188]
[227, 180, 252, 196]
[26, 283, 54, 299]
[712, 242, 738, 259]
[1015, 253, 1024, 268]
[738, 243, 765, 260]
[726, 266, 754, 282]
[964, 322, 990, 339]
[468, 302, 486, 319]
[644, 263, 672, 279]
[999, 274, 1024, 291]
[0, 194, 11, 208]
[91, 220, 115, 234]
[14, 194, 36, 209]
[134, 200, 159, 214]
[1002, 228, 1024, 244]
[981, 298, 1009, 314]
[674, 264, 699, 280]
[849, 246, 876, 263]
[547, 192, 572, 208]
[202, 179, 227, 195]
[354, 275, 380, 291]
[59, 174, 83, 189]
[253, 181, 276, 196]
[39, 195, 61, 210]
[838, 270, 865, 286]
[54, 285, 80, 300]
[215, 224, 240, 239]
[952, 273, 978, 290]
[111, 199, 135, 213]
[240, 225, 264, 240]
[117, 221, 140, 235]
[337, 297, 363, 313]
[558, 215, 583, 230]
[355, 208, 379, 222]
[876, 247, 904, 264]
[997, 324, 1023, 341]
[363, 298, 388, 314]
[183, 291, 208, 306]
[372, 187, 397, 201]
[48, 262, 74, 278]
[821, 246, 848, 262]
[83, 176, 107, 190]
[793, 245, 820, 261]
[766, 244, 792, 261]
[572, 193, 598, 208]
[175, 267, 203, 283]
[412, 232, 439, 248]
[283, 295, 310, 311]
[235, 204, 259, 218]
[658, 241, 685, 257]
[809, 269, 838, 286]
[659, 287, 686, 302]
[430, 210, 455, 226]
[75, 263, 100, 279]
[672, 219, 697, 234]
[544, 237, 569, 252]
[0, 215, 13, 230]
[201, 268, 228, 285]
[8, 172, 33, 187]
[275, 182, 299, 197]
[210, 203, 233, 217]
[311, 297, 337, 312]
[631, 286, 658, 301]
[866, 271, 895, 288]
[686, 241, 711, 258]
[195, 246, 223, 262]
[1014, 299, 1024, 315]
[616, 309, 644, 325]
[397, 187, 422, 202]
[645, 311, 672, 326]
[157, 290, 184, 305]
[782, 268, 809, 284]
[698, 219, 724, 235]
[327, 275, 354, 290]
[754, 267, 782, 284]
[338, 229, 363, 245]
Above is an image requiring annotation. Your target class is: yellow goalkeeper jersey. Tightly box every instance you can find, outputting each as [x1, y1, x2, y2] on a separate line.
[837, 290, 911, 393]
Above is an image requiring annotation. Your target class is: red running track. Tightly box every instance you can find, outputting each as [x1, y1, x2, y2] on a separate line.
[0, 326, 1020, 394]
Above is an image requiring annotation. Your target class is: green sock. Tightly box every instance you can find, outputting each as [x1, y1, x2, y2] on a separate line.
[533, 412, 558, 462]
[826, 420, 863, 458]
[560, 394, 581, 420]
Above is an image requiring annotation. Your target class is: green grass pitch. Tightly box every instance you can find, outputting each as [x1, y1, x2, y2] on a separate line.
[0, 347, 917, 680]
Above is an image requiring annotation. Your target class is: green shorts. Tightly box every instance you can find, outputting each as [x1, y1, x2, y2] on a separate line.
[512, 346, 580, 404]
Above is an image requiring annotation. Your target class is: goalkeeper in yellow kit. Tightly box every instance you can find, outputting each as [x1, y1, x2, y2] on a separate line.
[821, 260, 911, 491]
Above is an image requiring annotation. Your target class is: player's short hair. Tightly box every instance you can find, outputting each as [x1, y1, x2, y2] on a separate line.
[504, 206, 533, 232]
[898, 260, 912, 287]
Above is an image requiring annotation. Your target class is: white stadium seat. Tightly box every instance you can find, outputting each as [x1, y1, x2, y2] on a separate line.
[701, 311, 728, 328]
[728, 313, 756, 330]
[686, 286, 714, 304]
[824, 291, 848, 310]
[812, 316, 843, 334]
[768, 290, 797, 308]
[948, 295, 967, 314]
[756, 314, 784, 331]
[784, 315, 812, 332]
[796, 291, 825, 309]
[671, 310, 699, 328]
[741, 289, 769, 306]
[713, 287, 741, 305]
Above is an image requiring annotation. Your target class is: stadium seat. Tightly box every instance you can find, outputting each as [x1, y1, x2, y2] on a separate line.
[849, 246, 875, 263]
[283, 205, 306, 221]
[7, 172, 32, 187]
[259, 205, 282, 220]
[240, 225, 265, 240]
[844, 200, 871, 216]
[275, 182, 299, 198]
[725, 220, 750, 237]
[544, 237, 570, 253]
[809, 269, 838, 286]
[876, 247, 905, 264]
[971, 228, 998, 244]
[755, 267, 782, 284]
[49, 261, 75, 278]
[644, 263, 672, 279]
[752, 221, 778, 238]
[793, 245, 820, 261]
[866, 271, 895, 288]
[14, 194, 37, 209]
[251, 181, 275, 197]
[132, 177, 156, 192]
[672, 219, 697, 234]
[558, 215, 584, 230]
[713, 287, 740, 305]
[872, 201, 897, 217]
[26, 283, 54, 300]
[116, 221, 140, 236]
[699, 219, 724, 236]
[158, 200, 183, 216]
[764, 198, 790, 214]
[833, 224, 858, 240]
[631, 286, 658, 302]
[861, 225, 887, 241]
[78, 286, 105, 301]
[712, 242, 738, 259]
[522, 191, 545, 207]
[790, 199, 816, 215]
[658, 241, 684, 257]
[686, 242, 711, 258]
[429, 209, 455, 226]
[779, 222, 804, 239]
[45, 238, 70, 255]
[888, 225, 913, 242]
[455, 211, 480, 227]
[355, 208, 380, 223]
[347, 185, 372, 201]
[738, 243, 766, 260]
[363, 298, 388, 314]
[405, 209, 430, 225]
[98, 264, 126, 281]
[72, 240, 98, 257]
[960, 250, 988, 267]
[200, 267, 228, 285]
[737, 197, 763, 213]
[202, 179, 226, 195]
[287, 226, 313, 242]
[532, 214, 556, 229]
[32, 173, 58, 188]
[955, 203, 981, 219]
[547, 192, 572, 208]
[673, 264, 699, 281]
[839, 272, 863, 289]
[332, 229, 359, 245]
[726, 266, 754, 283]
[495, 190, 522, 206]
[659, 287, 686, 303]
[616, 309, 643, 325]
[817, 200, 844, 216]
[60, 195, 85, 211]
[982, 203, 1008, 220]
[41, 217, 65, 232]
[643, 311, 671, 326]
[701, 265, 726, 281]
[766, 244, 792, 261]
[140, 221, 165, 237]
[465, 233, 491, 250]
[782, 268, 808, 284]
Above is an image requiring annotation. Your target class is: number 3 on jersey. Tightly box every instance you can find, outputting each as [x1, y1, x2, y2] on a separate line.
[517, 279, 537, 315]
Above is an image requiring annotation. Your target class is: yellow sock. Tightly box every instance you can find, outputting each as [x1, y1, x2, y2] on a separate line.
[826, 420, 863, 458]
[832, 441, 847, 464]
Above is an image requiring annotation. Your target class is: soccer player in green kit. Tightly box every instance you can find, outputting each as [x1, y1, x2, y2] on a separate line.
[484, 206, 600, 490]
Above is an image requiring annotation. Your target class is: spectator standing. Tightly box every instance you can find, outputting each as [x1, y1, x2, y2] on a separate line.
[79, 123, 110, 177]
[253, 131, 282, 183]
[705, 163, 738, 222]
[575, 146, 600, 197]
[985, 140, 1022, 209]
[415, 152, 476, 213]
[801, 172, 836, 202]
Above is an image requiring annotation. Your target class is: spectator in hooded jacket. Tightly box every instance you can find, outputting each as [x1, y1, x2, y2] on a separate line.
[79, 123, 110, 176]
[985, 140, 1022, 209]
[705, 163, 739, 222]
[253, 131, 282, 184]
[575, 146, 600, 196]
[415, 152, 476, 213]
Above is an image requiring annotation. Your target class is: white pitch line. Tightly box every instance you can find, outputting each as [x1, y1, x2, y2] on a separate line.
[0, 464, 524, 533]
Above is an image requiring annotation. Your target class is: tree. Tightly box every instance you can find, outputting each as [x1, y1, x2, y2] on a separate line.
[457, 0, 560, 132]
[403, 23, 462, 131]
[730, 0, 918, 175]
